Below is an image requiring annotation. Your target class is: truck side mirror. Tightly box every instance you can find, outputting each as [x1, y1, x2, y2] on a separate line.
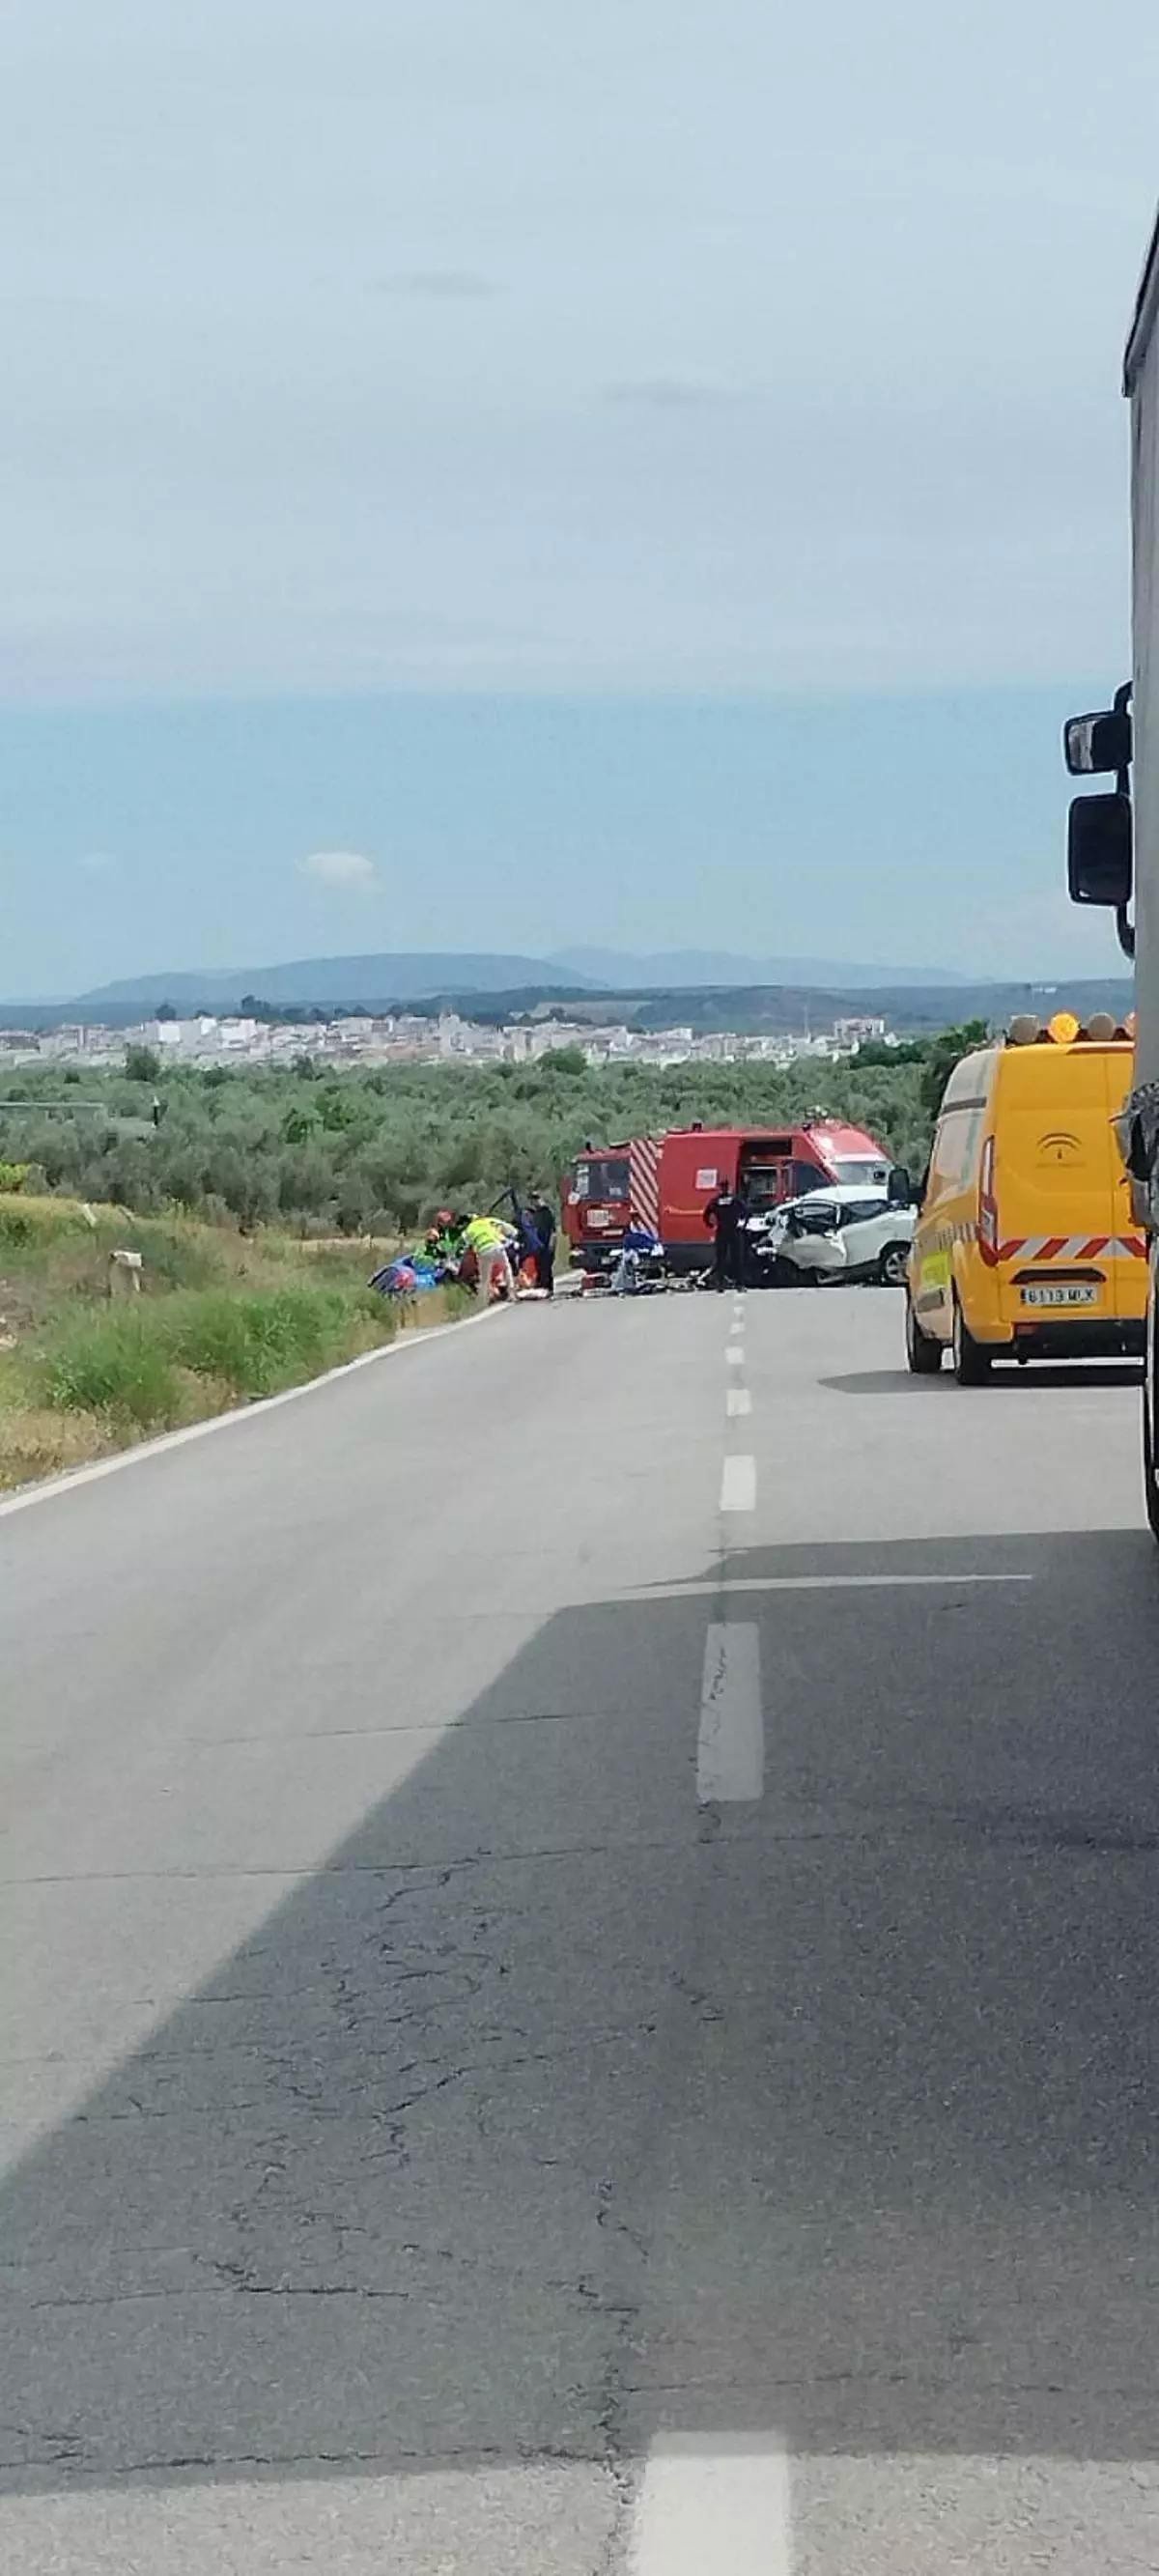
[1067, 792, 1133, 909]
[887, 1166, 911, 1206]
[1063, 707, 1133, 776]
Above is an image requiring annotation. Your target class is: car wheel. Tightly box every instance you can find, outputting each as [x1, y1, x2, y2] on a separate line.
[952, 1296, 992, 1385]
[878, 1241, 911, 1288]
[905, 1293, 943, 1374]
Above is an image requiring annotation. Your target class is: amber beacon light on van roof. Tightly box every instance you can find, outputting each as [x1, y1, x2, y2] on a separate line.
[1005, 1010, 1135, 1046]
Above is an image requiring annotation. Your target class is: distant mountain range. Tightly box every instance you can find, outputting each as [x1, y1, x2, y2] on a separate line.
[71, 953, 598, 1009]
[553, 947, 967, 991]
[65, 946, 966, 1012]
[0, 966, 1133, 1041]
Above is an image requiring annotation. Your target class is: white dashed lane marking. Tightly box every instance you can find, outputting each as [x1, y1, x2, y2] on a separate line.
[725, 1345, 745, 1366]
[726, 1385, 752, 1416]
[696, 1624, 763, 1802]
[720, 1455, 756, 1513]
[629, 2430, 791, 2573]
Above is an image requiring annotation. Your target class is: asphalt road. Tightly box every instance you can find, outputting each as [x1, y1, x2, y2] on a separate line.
[4, 1286, 1159, 2572]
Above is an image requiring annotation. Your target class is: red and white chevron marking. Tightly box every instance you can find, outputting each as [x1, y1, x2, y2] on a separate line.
[629, 1136, 663, 1233]
[997, 1234, 1146, 1262]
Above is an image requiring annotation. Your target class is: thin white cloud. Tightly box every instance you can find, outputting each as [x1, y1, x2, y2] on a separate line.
[369, 269, 495, 299]
[297, 848, 378, 890]
[78, 850, 116, 873]
[607, 378, 743, 409]
[0, 1, 1154, 702]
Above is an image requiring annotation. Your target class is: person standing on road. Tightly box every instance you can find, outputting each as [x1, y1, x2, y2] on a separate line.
[511, 1197, 543, 1290]
[463, 1214, 518, 1304]
[704, 1177, 749, 1290]
[530, 1194, 556, 1296]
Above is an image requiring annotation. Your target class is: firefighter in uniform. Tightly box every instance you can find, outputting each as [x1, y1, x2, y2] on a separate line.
[704, 1178, 749, 1289]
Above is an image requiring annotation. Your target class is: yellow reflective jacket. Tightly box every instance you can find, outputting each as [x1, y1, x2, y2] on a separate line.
[463, 1216, 508, 1252]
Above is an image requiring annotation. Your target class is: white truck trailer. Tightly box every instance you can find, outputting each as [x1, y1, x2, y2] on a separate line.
[1066, 207, 1159, 1533]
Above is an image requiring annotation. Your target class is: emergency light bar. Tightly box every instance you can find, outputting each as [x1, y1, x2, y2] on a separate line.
[1005, 1011, 1132, 1046]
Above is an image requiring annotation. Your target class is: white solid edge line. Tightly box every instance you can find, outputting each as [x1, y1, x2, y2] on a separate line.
[697, 1623, 763, 1802]
[0, 1301, 504, 1521]
[643, 1571, 1033, 1599]
[726, 1385, 752, 1416]
[629, 2430, 791, 2575]
[720, 1454, 757, 1513]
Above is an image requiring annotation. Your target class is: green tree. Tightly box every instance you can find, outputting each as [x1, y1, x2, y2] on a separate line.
[538, 1045, 587, 1075]
[125, 1044, 162, 1083]
[919, 1020, 992, 1120]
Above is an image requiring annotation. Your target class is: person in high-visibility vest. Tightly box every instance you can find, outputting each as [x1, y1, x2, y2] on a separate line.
[463, 1214, 518, 1304]
[424, 1210, 466, 1275]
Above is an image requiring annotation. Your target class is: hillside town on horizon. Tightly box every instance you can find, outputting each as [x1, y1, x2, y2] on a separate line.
[0, 1005, 896, 1075]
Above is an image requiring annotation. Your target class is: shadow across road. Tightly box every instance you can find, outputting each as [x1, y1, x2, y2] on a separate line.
[822, 1364, 1145, 1397]
[7, 1527, 1159, 2496]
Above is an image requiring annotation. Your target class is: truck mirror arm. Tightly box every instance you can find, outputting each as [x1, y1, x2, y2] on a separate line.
[1065, 681, 1135, 950]
[1115, 681, 1136, 959]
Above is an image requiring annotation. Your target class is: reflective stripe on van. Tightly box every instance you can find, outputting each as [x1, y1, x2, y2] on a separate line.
[924, 1221, 1145, 1262]
[995, 1233, 1146, 1262]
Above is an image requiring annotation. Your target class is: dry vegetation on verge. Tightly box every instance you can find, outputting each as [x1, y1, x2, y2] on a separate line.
[0, 1195, 463, 1490]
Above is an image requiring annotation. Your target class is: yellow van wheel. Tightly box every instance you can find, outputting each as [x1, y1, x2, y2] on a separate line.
[905, 1293, 943, 1374]
[952, 1297, 992, 1386]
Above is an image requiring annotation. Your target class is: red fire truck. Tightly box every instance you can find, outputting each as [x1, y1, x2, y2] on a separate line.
[562, 1119, 893, 1274]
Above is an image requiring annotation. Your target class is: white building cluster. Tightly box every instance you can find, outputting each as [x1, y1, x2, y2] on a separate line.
[0, 1008, 899, 1073]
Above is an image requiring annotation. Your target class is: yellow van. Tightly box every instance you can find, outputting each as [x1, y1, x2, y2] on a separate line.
[905, 1013, 1145, 1381]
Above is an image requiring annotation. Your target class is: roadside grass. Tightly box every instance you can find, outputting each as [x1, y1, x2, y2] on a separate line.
[0, 1195, 471, 1489]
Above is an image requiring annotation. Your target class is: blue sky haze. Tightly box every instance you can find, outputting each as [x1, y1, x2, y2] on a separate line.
[0, 2, 1156, 990]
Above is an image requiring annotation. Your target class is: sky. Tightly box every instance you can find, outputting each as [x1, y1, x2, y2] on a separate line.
[1, 0, 1157, 994]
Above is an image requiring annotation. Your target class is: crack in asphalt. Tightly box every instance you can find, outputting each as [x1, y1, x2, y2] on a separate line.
[0, 2438, 531, 2479]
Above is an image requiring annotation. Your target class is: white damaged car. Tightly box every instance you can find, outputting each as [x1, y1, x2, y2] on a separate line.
[748, 1184, 916, 1288]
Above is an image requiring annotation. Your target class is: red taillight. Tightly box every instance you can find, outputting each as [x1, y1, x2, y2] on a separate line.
[978, 1134, 999, 1259]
